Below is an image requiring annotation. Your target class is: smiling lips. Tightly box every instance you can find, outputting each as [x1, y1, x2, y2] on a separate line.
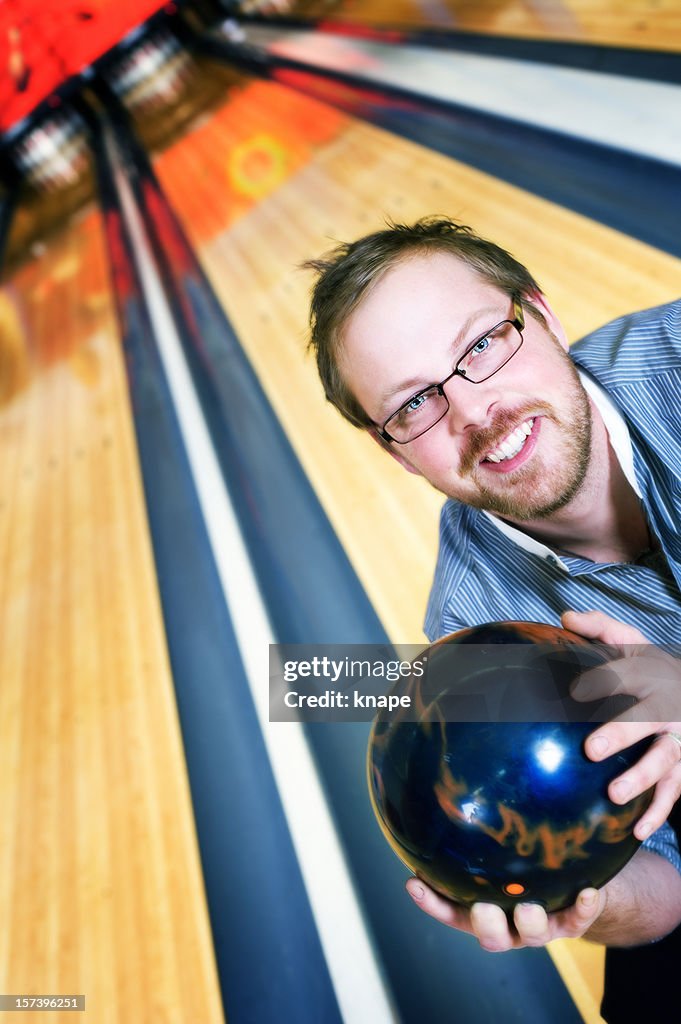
[483, 418, 535, 464]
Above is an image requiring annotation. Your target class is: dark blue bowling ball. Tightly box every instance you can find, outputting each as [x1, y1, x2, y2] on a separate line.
[367, 622, 652, 913]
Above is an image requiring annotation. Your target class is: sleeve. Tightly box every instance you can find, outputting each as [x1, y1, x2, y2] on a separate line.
[642, 821, 681, 877]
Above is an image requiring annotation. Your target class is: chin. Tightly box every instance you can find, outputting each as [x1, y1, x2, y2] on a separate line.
[475, 473, 584, 521]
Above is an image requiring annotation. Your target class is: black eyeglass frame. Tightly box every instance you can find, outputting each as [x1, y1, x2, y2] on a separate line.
[378, 298, 526, 445]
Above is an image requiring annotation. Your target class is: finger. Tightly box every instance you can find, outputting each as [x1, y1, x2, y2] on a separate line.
[513, 902, 551, 946]
[630, 745, 679, 839]
[406, 879, 472, 932]
[585, 720, 664, 761]
[606, 732, 681, 805]
[572, 648, 681, 721]
[571, 662, 631, 703]
[577, 651, 680, 711]
[561, 610, 649, 648]
[633, 767, 681, 839]
[470, 902, 516, 952]
[556, 889, 603, 938]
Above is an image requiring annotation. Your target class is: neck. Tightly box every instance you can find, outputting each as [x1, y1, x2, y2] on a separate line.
[501, 404, 650, 564]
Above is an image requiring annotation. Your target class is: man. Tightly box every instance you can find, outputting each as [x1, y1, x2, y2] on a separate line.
[305, 217, 681, 1019]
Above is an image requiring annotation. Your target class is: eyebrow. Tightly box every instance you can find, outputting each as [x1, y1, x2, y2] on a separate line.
[377, 305, 502, 415]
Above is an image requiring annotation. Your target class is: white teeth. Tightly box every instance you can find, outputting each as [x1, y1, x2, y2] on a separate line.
[484, 418, 534, 464]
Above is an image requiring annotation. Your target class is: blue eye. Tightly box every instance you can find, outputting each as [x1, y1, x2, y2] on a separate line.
[407, 394, 428, 413]
[395, 390, 435, 426]
[471, 336, 490, 356]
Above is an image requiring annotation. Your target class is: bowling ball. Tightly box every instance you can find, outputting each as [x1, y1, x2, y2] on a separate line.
[367, 621, 653, 913]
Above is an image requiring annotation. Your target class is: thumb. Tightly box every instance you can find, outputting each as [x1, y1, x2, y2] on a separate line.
[561, 610, 648, 649]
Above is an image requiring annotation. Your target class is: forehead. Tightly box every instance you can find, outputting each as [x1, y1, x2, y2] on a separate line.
[342, 251, 499, 354]
[339, 251, 503, 412]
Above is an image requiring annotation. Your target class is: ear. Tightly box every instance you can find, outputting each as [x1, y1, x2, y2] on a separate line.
[524, 291, 569, 351]
[367, 427, 423, 476]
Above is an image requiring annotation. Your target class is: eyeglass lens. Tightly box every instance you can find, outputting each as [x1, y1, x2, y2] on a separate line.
[385, 319, 522, 442]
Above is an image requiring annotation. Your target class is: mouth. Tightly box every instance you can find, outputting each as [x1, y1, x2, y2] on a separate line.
[481, 417, 539, 472]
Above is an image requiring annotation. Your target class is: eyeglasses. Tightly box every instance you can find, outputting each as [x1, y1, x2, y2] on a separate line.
[379, 298, 525, 445]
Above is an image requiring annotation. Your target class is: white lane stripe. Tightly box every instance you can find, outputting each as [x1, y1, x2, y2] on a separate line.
[248, 28, 681, 168]
[105, 126, 397, 1024]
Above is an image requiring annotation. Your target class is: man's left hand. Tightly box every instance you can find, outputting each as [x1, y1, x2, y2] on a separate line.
[562, 609, 681, 840]
[406, 878, 605, 950]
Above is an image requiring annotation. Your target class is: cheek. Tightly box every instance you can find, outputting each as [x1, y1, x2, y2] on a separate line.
[408, 435, 461, 479]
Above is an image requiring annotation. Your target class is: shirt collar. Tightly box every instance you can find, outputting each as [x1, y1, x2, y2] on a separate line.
[481, 369, 639, 568]
[579, 371, 641, 497]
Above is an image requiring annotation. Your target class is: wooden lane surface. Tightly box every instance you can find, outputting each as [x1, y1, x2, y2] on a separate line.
[151, 76, 681, 1024]
[282, 0, 681, 51]
[0, 206, 224, 1023]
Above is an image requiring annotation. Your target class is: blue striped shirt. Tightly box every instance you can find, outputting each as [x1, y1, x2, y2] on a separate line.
[424, 297, 681, 873]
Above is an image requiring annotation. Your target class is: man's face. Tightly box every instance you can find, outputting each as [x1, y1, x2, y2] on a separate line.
[339, 252, 592, 522]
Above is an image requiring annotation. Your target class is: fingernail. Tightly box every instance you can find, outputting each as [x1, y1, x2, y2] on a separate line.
[612, 780, 631, 801]
[637, 821, 653, 839]
[573, 682, 593, 700]
[408, 882, 424, 901]
[589, 735, 609, 757]
[581, 891, 597, 908]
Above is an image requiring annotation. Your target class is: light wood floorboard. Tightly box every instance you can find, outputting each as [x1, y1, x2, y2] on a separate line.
[0, 205, 224, 1024]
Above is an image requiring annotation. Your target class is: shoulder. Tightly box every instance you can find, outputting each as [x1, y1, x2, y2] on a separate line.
[424, 502, 478, 640]
[570, 299, 681, 387]
[435, 499, 476, 565]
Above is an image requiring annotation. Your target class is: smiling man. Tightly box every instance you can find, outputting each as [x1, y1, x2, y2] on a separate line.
[305, 217, 681, 1022]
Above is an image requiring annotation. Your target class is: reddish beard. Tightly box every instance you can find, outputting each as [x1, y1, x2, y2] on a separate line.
[458, 388, 592, 521]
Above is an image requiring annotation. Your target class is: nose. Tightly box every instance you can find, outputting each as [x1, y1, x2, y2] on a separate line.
[443, 377, 501, 433]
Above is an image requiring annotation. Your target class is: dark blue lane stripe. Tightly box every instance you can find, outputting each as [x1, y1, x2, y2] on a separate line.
[87, 111, 343, 1024]
[99, 85, 386, 647]
[230, 11, 681, 85]
[102, 96, 583, 1024]
[192, 33, 681, 261]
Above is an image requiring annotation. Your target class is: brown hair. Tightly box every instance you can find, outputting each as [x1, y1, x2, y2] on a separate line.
[304, 217, 541, 429]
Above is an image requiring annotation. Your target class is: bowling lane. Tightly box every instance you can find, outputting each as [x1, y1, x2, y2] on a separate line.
[145, 61, 681, 644]
[165, 84, 445, 642]
[250, 0, 681, 51]
[239, 25, 681, 167]
[142, 60, 681, 1023]
[0, 197, 223, 1022]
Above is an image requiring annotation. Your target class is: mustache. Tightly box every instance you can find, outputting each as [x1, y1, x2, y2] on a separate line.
[459, 402, 554, 474]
